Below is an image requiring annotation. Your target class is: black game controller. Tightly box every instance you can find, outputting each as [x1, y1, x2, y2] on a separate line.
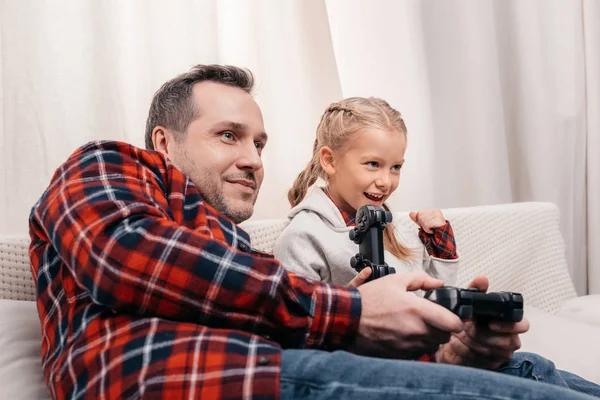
[348, 205, 525, 322]
[349, 205, 396, 282]
[424, 287, 524, 322]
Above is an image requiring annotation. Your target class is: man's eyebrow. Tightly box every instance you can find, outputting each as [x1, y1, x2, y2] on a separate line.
[258, 131, 269, 142]
[220, 121, 246, 131]
[218, 121, 268, 142]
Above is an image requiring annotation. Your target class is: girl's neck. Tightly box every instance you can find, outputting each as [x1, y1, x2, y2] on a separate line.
[324, 185, 356, 217]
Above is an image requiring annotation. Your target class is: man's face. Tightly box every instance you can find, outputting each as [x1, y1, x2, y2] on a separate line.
[165, 82, 267, 223]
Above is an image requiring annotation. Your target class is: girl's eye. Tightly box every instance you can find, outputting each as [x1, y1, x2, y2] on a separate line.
[367, 161, 379, 168]
[392, 164, 402, 171]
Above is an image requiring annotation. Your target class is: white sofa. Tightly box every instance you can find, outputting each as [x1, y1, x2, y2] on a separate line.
[1, 202, 599, 399]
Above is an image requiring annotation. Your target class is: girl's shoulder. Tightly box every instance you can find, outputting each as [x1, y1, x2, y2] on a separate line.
[284, 208, 325, 233]
[274, 209, 335, 255]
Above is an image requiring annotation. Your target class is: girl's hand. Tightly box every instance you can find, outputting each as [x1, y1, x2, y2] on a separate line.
[409, 209, 447, 234]
[348, 267, 372, 287]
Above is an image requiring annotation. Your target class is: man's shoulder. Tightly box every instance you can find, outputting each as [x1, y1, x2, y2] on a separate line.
[55, 140, 171, 183]
[32, 141, 172, 213]
[68, 140, 164, 165]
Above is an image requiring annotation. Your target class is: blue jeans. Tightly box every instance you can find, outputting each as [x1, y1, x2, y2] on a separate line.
[498, 352, 600, 397]
[280, 350, 600, 399]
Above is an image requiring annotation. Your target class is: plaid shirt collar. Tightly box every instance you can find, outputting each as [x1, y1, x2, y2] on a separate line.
[323, 188, 356, 227]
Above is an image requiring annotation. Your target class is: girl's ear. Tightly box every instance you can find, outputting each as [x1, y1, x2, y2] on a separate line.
[319, 146, 336, 176]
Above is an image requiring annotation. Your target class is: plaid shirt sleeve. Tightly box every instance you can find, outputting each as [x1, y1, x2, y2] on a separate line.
[29, 141, 361, 398]
[418, 222, 458, 260]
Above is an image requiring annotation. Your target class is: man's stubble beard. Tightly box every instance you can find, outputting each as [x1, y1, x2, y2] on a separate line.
[175, 146, 257, 224]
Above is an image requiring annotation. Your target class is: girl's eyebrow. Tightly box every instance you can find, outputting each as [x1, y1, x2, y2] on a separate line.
[360, 153, 405, 164]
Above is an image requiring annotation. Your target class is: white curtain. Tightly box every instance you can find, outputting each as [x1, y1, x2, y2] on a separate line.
[0, 0, 597, 294]
[584, 0, 600, 294]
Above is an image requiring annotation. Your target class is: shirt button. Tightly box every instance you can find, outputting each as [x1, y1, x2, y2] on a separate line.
[257, 356, 270, 366]
[238, 242, 249, 252]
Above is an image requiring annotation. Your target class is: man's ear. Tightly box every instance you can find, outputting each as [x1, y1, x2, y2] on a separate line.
[152, 126, 171, 156]
[319, 146, 336, 176]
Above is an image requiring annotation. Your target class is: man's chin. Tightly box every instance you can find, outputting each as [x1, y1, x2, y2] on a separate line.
[223, 201, 254, 224]
[217, 187, 257, 223]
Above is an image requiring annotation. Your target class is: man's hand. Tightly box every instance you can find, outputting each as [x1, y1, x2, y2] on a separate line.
[435, 276, 530, 370]
[350, 271, 464, 359]
[409, 209, 446, 234]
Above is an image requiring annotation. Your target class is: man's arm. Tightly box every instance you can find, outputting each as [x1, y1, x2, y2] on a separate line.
[29, 141, 360, 350]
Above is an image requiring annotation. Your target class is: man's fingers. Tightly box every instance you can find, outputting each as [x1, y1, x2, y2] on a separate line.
[348, 268, 371, 288]
[453, 332, 514, 369]
[394, 271, 445, 292]
[423, 326, 452, 345]
[416, 341, 443, 355]
[463, 323, 522, 352]
[467, 276, 489, 293]
[488, 318, 530, 334]
[418, 298, 464, 333]
[448, 334, 471, 358]
[437, 342, 464, 365]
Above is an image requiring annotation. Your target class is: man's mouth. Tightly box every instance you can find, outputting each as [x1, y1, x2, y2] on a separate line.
[364, 192, 385, 202]
[227, 179, 256, 192]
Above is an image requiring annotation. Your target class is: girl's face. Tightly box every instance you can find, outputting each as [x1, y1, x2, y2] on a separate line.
[323, 128, 406, 215]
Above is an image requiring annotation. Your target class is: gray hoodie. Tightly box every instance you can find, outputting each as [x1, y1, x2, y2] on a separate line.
[273, 186, 459, 287]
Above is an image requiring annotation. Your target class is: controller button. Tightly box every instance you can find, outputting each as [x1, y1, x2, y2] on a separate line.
[513, 294, 524, 303]
[458, 305, 473, 320]
[512, 309, 524, 322]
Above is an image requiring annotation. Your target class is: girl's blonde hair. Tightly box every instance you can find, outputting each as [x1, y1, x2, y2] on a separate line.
[288, 97, 412, 260]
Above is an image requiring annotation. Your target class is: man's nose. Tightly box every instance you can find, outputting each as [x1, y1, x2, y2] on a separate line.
[236, 141, 263, 171]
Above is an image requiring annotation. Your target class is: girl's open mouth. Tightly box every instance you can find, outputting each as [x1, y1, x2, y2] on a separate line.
[364, 192, 384, 202]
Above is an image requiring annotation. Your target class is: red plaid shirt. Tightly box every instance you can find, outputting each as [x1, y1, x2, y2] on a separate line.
[330, 195, 459, 362]
[29, 141, 361, 400]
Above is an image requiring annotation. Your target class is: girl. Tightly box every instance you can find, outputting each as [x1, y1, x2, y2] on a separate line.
[273, 97, 459, 287]
[272, 98, 600, 397]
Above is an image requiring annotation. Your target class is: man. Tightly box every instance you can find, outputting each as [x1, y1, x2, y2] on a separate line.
[29, 65, 598, 399]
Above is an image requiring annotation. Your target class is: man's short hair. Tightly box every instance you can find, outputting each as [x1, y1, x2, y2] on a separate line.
[145, 64, 255, 150]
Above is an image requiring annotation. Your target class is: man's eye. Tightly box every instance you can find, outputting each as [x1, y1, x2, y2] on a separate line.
[255, 142, 264, 150]
[367, 161, 379, 168]
[221, 131, 235, 140]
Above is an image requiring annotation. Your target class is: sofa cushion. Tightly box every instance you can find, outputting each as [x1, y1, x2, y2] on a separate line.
[0, 299, 50, 399]
[520, 305, 600, 384]
[556, 294, 600, 327]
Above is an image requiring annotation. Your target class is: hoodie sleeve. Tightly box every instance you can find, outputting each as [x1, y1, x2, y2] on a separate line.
[419, 222, 460, 286]
[392, 222, 459, 287]
[422, 250, 460, 286]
